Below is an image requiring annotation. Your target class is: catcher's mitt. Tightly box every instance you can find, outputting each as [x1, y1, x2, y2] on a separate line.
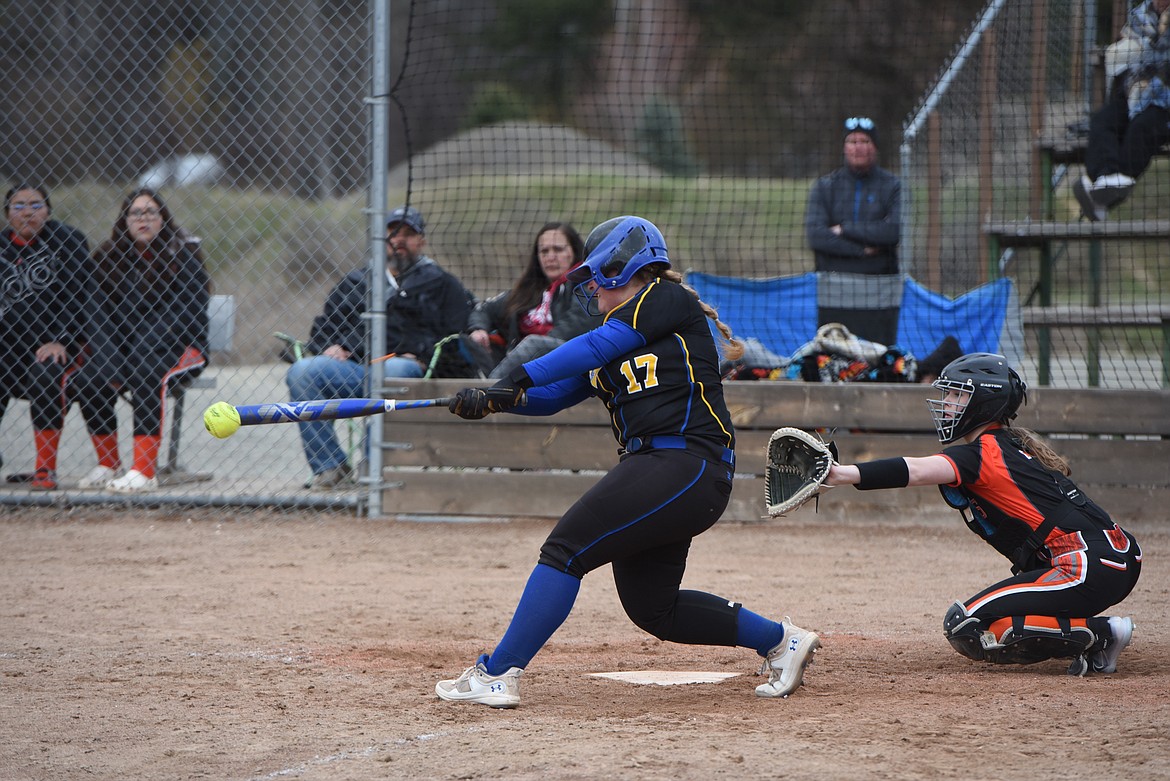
[764, 427, 837, 517]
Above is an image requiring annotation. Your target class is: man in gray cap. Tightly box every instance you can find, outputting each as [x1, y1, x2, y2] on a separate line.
[805, 116, 902, 346]
[285, 205, 476, 489]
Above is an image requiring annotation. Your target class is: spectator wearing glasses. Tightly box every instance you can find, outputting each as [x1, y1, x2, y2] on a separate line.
[64, 188, 210, 493]
[805, 116, 903, 345]
[1073, 0, 1170, 221]
[285, 205, 476, 490]
[0, 184, 92, 490]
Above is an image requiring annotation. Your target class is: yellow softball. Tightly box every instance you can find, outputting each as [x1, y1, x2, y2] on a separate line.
[203, 401, 242, 439]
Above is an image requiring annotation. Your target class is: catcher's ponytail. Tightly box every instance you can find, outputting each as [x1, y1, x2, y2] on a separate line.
[1006, 426, 1071, 476]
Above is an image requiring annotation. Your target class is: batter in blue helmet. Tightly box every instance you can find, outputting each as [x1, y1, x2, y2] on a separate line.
[436, 216, 822, 707]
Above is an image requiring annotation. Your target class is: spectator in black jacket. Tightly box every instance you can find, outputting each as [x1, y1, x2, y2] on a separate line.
[1073, 0, 1170, 221]
[466, 221, 593, 379]
[67, 188, 210, 493]
[0, 184, 92, 490]
[285, 206, 475, 489]
[805, 117, 902, 345]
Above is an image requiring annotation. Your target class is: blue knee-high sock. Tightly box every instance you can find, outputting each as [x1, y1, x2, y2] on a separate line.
[735, 607, 784, 656]
[486, 563, 581, 675]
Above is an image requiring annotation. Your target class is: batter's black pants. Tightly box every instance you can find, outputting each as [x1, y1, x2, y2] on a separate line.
[538, 449, 743, 646]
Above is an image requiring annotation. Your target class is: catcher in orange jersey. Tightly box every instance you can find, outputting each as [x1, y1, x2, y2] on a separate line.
[826, 353, 1141, 676]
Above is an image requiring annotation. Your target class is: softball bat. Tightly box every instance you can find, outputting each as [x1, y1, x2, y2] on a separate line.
[203, 397, 452, 439]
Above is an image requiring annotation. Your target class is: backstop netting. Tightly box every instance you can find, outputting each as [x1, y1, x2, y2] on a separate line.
[1, 0, 1164, 513]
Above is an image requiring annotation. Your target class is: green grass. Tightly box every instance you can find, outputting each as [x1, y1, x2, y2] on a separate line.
[42, 175, 1166, 369]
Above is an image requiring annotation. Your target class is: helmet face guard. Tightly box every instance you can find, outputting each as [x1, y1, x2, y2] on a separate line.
[568, 216, 670, 314]
[926, 352, 1027, 443]
[928, 378, 975, 443]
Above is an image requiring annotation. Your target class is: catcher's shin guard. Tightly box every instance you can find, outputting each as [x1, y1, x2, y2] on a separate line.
[978, 615, 1096, 665]
[943, 601, 986, 661]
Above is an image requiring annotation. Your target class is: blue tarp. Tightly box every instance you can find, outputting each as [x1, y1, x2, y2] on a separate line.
[686, 272, 818, 359]
[896, 277, 1014, 359]
[686, 271, 1015, 360]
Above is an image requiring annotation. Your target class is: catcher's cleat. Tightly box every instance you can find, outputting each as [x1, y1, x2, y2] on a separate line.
[435, 654, 521, 708]
[1067, 655, 1090, 677]
[1090, 616, 1134, 674]
[755, 620, 820, 698]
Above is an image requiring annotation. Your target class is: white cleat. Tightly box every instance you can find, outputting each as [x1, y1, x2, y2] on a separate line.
[1090, 616, 1134, 674]
[436, 657, 521, 708]
[754, 620, 820, 698]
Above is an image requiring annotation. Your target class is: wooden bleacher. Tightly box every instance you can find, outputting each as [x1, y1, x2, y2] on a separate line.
[377, 379, 1170, 524]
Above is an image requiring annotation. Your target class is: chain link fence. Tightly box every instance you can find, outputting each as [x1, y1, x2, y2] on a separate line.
[1, 0, 1165, 513]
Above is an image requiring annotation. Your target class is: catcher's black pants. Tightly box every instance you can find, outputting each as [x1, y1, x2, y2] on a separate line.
[963, 529, 1142, 621]
[538, 448, 742, 646]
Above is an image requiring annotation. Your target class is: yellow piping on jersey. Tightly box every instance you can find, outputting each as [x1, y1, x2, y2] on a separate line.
[676, 332, 734, 448]
[603, 278, 657, 326]
[604, 279, 732, 449]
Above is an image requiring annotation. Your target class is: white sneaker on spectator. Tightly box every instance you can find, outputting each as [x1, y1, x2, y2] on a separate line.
[1091, 172, 1136, 189]
[1073, 175, 1107, 222]
[106, 469, 158, 494]
[1089, 172, 1135, 207]
[1090, 616, 1134, 674]
[754, 620, 820, 698]
[309, 462, 353, 491]
[78, 465, 118, 489]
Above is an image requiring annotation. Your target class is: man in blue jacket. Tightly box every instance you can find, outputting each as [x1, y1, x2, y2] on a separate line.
[805, 117, 902, 345]
[285, 205, 475, 489]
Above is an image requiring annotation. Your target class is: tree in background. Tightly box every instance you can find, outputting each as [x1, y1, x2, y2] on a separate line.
[482, 0, 613, 122]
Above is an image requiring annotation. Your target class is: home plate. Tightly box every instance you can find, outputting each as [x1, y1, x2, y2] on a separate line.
[588, 670, 741, 686]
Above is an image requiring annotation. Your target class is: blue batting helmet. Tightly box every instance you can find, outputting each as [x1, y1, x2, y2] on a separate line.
[567, 216, 670, 293]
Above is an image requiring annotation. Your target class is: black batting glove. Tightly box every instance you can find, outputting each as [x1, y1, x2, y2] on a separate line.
[449, 387, 492, 420]
[484, 383, 525, 413]
[483, 366, 533, 413]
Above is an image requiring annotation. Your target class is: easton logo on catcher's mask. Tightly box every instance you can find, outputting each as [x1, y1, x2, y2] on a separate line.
[928, 352, 1027, 443]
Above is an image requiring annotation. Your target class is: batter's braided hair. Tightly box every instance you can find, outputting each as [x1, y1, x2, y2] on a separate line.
[635, 264, 744, 361]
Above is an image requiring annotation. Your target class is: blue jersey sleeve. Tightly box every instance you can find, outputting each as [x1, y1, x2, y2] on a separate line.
[522, 318, 646, 387]
[514, 375, 594, 415]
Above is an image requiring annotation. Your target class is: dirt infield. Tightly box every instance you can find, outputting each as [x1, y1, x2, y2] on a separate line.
[2, 507, 1166, 781]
